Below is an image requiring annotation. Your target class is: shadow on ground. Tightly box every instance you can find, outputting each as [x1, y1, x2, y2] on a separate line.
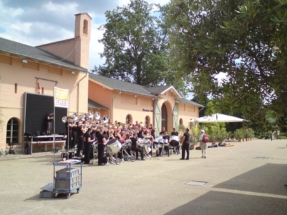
[165, 163, 287, 215]
[165, 191, 287, 215]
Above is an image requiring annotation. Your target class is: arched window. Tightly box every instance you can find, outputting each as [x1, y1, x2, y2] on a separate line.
[126, 114, 132, 124]
[6, 118, 19, 145]
[179, 118, 183, 125]
[162, 103, 168, 130]
[83, 19, 88, 34]
[145, 116, 150, 127]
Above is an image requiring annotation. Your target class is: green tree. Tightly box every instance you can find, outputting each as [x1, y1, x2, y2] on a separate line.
[167, 0, 287, 121]
[96, 0, 169, 87]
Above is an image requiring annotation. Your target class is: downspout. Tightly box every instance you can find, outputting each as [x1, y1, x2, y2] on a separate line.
[77, 72, 88, 113]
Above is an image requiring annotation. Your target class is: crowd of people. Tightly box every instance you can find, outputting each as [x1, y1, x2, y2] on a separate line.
[45, 113, 211, 166]
[62, 117, 199, 166]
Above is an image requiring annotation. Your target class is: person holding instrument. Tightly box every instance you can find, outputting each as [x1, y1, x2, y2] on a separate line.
[84, 128, 95, 164]
[96, 127, 108, 166]
[130, 132, 145, 160]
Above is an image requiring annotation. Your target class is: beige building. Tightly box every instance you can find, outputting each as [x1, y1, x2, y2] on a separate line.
[88, 74, 203, 136]
[0, 13, 91, 152]
[0, 12, 203, 153]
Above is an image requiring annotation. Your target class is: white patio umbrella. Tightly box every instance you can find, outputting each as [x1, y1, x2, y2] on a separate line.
[189, 113, 246, 123]
[189, 113, 247, 142]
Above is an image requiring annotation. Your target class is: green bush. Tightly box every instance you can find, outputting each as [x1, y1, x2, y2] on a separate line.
[234, 128, 245, 139]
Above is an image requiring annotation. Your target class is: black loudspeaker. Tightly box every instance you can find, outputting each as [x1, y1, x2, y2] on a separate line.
[35, 131, 40, 136]
[24, 132, 34, 136]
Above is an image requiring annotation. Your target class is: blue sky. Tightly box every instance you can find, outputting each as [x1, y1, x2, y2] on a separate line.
[0, 0, 170, 71]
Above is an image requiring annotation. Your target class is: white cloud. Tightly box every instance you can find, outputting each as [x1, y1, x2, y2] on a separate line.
[90, 22, 105, 69]
[0, 0, 171, 71]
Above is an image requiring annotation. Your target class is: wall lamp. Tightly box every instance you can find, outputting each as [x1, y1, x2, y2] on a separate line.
[70, 71, 76, 75]
[134, 94, 137, 98]
[22, 59, 28, 63]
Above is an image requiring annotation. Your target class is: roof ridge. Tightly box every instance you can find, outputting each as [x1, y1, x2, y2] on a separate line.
[0, 37, 87, 72]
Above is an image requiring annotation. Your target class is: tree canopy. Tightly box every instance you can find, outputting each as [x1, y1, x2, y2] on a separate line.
[96, 0, 169, 87]
[167, 0, 287, 122]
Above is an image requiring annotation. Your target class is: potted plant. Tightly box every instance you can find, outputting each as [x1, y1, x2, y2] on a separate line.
[209, 125, 218, 144]
[218, 128, 227, 143]
[235, 129, 244, 142]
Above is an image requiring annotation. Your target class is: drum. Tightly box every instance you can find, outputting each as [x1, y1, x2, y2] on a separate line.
[154, 136, 163, 148]
[154, 136, 163, 143]
[171, 136, 179, 141]
[143, 138, 151, 146]
[106, 139, 122, 155]
[170, 136, 179, 147]
[125, 139, 132, 147]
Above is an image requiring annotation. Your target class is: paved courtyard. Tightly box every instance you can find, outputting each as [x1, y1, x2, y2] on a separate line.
[0, 139, 287, 215]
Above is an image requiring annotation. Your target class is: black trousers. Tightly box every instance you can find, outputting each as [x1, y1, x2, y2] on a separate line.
[84, 142, 92, 164]
[182, 143, 190, 159]
[132, 147, 144, 159]
[158, 146, 170, 156]
[66, 131, 72, 150]
[72, 131, 77, 148]
[76, 136, 84, 156]
[98, 144, 105, 165]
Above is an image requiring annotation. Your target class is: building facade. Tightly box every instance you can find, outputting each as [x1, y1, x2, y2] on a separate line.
[0, 13, 91, 152]
[88, 74, 203, 136]
[0, 12, 203, 153]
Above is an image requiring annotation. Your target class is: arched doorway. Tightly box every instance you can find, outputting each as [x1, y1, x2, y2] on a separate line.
[6, 118, 19, 145]
[126, 114, 133, 124]
[161, 103, 168, 131]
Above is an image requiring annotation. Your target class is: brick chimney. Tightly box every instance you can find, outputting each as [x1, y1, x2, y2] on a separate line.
[74, 13, 92, 69]
[37, 13, 92, 70]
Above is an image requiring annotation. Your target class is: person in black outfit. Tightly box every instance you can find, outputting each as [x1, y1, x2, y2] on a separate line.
[75, 121, 85, 157]
[84, 128, 95, 164]
[65, 118, 74, 150]
[96, 127, 108, 166]
[180, 128, 190, 160]
[72, 122, 78, 149]
[150, 125, 155, 139]
[130, 132, 144, 160]
[46, 113, 53, 134]
[171, 128, 179, 136]
[159, 127, 166, 135]
[137, 128, 143, 139]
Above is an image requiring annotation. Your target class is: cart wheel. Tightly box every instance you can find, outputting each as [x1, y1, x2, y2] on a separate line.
[130, 156, 135, 162]
[77, 189, 80, 193]
[115, 158, 121, 165]
[110, 158, 115, 165]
